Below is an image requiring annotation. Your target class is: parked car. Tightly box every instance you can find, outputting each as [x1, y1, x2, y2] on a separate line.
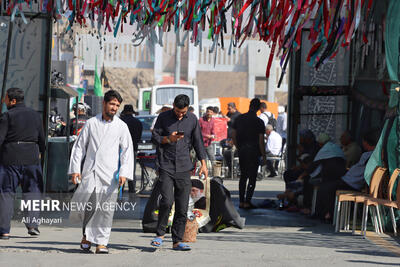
[136, 115, 157, 154]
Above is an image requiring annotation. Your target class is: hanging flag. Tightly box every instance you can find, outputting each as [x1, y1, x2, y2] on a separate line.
[94, 56, 103, 97]
[100, 63, 109, 88]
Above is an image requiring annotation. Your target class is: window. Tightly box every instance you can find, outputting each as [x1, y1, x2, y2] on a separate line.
[137, 116, 156, 131]
[156, 87, 194, 105]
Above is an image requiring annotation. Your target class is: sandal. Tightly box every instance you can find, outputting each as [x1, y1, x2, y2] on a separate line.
[95, 245, 109, 254]
[172, 243, 191, 251]
[80, 236, 91, 251]
[151, 237, 163, 247]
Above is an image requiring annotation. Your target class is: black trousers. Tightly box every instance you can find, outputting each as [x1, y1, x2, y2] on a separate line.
[266, 152, 279, 175]
[223, 149, 238, 173]
[156, 169, 191, 243]
[238, 148, 259, 203]
[316, 179, 356, 219]
[0, 164, 43, 234]
[128, 152, 138, 194]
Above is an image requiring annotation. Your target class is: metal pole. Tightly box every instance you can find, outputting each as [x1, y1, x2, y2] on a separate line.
[287, 50, 296, 168]
[75, 96, 79, 134]
[56, 23, 60, 61]
[175, 31, 181, 84]
[66, 97, 70, 143]
[1, 21, 13, 114]
[43, 15, 53, 193]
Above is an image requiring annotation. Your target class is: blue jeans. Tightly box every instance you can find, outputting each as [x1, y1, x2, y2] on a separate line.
[0, 164, 43, 234]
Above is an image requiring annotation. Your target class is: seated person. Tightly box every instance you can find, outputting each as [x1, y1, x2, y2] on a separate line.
[316, 128, 380, 221]
[265, 124, 282, 177]
[298, 133, 346, 184]
[283, 129, 318, 185]
[340, 131, 362, 169]
[296, 133, 347, 218]
[298, 129, 319, 158]
[277, 154, 313, 209]
[221, 139, 238, 177]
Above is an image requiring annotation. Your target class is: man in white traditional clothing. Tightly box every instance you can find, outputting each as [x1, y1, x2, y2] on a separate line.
[68, 90, 134, 254]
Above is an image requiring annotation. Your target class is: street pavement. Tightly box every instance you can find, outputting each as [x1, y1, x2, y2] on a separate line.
[1, 177, 400, 267]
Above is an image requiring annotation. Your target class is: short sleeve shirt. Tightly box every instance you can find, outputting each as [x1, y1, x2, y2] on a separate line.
[232, 111, 265, 151]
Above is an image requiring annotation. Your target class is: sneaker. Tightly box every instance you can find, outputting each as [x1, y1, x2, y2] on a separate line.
[28, 228, 40, 236]
[95, 245, 109, 254]
[268, 172, 277, 177]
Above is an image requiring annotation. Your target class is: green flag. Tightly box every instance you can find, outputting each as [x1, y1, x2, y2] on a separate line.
[94, 56, 103, 96]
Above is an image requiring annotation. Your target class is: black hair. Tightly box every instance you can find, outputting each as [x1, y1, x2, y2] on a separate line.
[174, 94, 190, 109]
[188, 106, 195, 112]
[362, 128, 380, 147]
[6, 88, 24, 103]
[121, 104, 134, 114]
[213, 106, 219, 113]
[228, 102, 236, 109]
[206, 106, 214, 112]
[249, 98, 261, 111]
[191, 179, 204, 190]
[104, 90, 123, 103]
[260, 102, 267, 109]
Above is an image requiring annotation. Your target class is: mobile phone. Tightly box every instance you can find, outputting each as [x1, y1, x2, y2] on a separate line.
[177, 131, 184, 136]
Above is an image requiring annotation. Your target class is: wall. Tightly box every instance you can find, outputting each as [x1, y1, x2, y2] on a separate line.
[196, 71, 248, 99]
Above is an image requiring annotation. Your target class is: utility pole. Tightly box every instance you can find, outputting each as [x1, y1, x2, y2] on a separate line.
[174, 31, 181, 84]
[56, 23, 61, 61]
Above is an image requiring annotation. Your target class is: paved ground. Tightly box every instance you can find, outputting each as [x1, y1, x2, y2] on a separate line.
[1, 178, 400, 267]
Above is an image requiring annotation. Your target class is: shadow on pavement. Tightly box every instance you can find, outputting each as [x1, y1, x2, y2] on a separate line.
[112, 228, 144, 233]
[195, 230, 399, 258]
[346, 260, 400, 265]
[0, 240, 157, 253]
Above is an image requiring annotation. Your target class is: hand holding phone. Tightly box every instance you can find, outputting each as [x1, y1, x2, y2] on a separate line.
[169, 131, 184, 143]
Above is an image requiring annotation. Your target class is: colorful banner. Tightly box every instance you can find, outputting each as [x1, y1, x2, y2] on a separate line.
[9, 0, 374, 77]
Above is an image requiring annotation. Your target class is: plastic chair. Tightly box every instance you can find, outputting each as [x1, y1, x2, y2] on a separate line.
[334, 167, 387, 233]
[264, 143, 287, 177]
[358, 168, 400, 237]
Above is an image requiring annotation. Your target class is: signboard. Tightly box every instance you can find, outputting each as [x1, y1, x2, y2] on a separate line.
[0, 16, 50, 113]
[299, 95, 348, 143]
[299, 31, 350, 87]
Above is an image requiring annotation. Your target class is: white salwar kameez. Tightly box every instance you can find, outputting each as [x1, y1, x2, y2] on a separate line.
[68, 114, 134, 246]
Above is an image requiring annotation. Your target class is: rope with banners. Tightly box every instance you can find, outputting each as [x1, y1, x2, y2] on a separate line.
[2, 0, 375, 77]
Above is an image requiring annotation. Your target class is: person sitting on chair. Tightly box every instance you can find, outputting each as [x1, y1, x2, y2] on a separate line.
[316, 128, 380, 222]
[265, 124, 282, 177]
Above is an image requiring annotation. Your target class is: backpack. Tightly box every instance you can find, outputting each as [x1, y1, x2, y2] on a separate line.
[266, 112, 277, 129]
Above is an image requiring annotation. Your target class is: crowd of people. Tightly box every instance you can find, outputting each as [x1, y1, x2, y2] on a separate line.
[278, 127, 381, 223]
[3, 87, 370, 254]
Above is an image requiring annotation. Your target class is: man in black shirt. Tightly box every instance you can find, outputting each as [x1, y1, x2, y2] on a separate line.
[225, 102, 241, 138]
[120, 104, 143, 195]
[232, 98, 266, 209]
[0, 88, 45, 239]
[151, 94, 208, 251]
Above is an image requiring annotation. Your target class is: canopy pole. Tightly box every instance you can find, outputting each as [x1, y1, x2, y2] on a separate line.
[1, 21, 13, 114]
